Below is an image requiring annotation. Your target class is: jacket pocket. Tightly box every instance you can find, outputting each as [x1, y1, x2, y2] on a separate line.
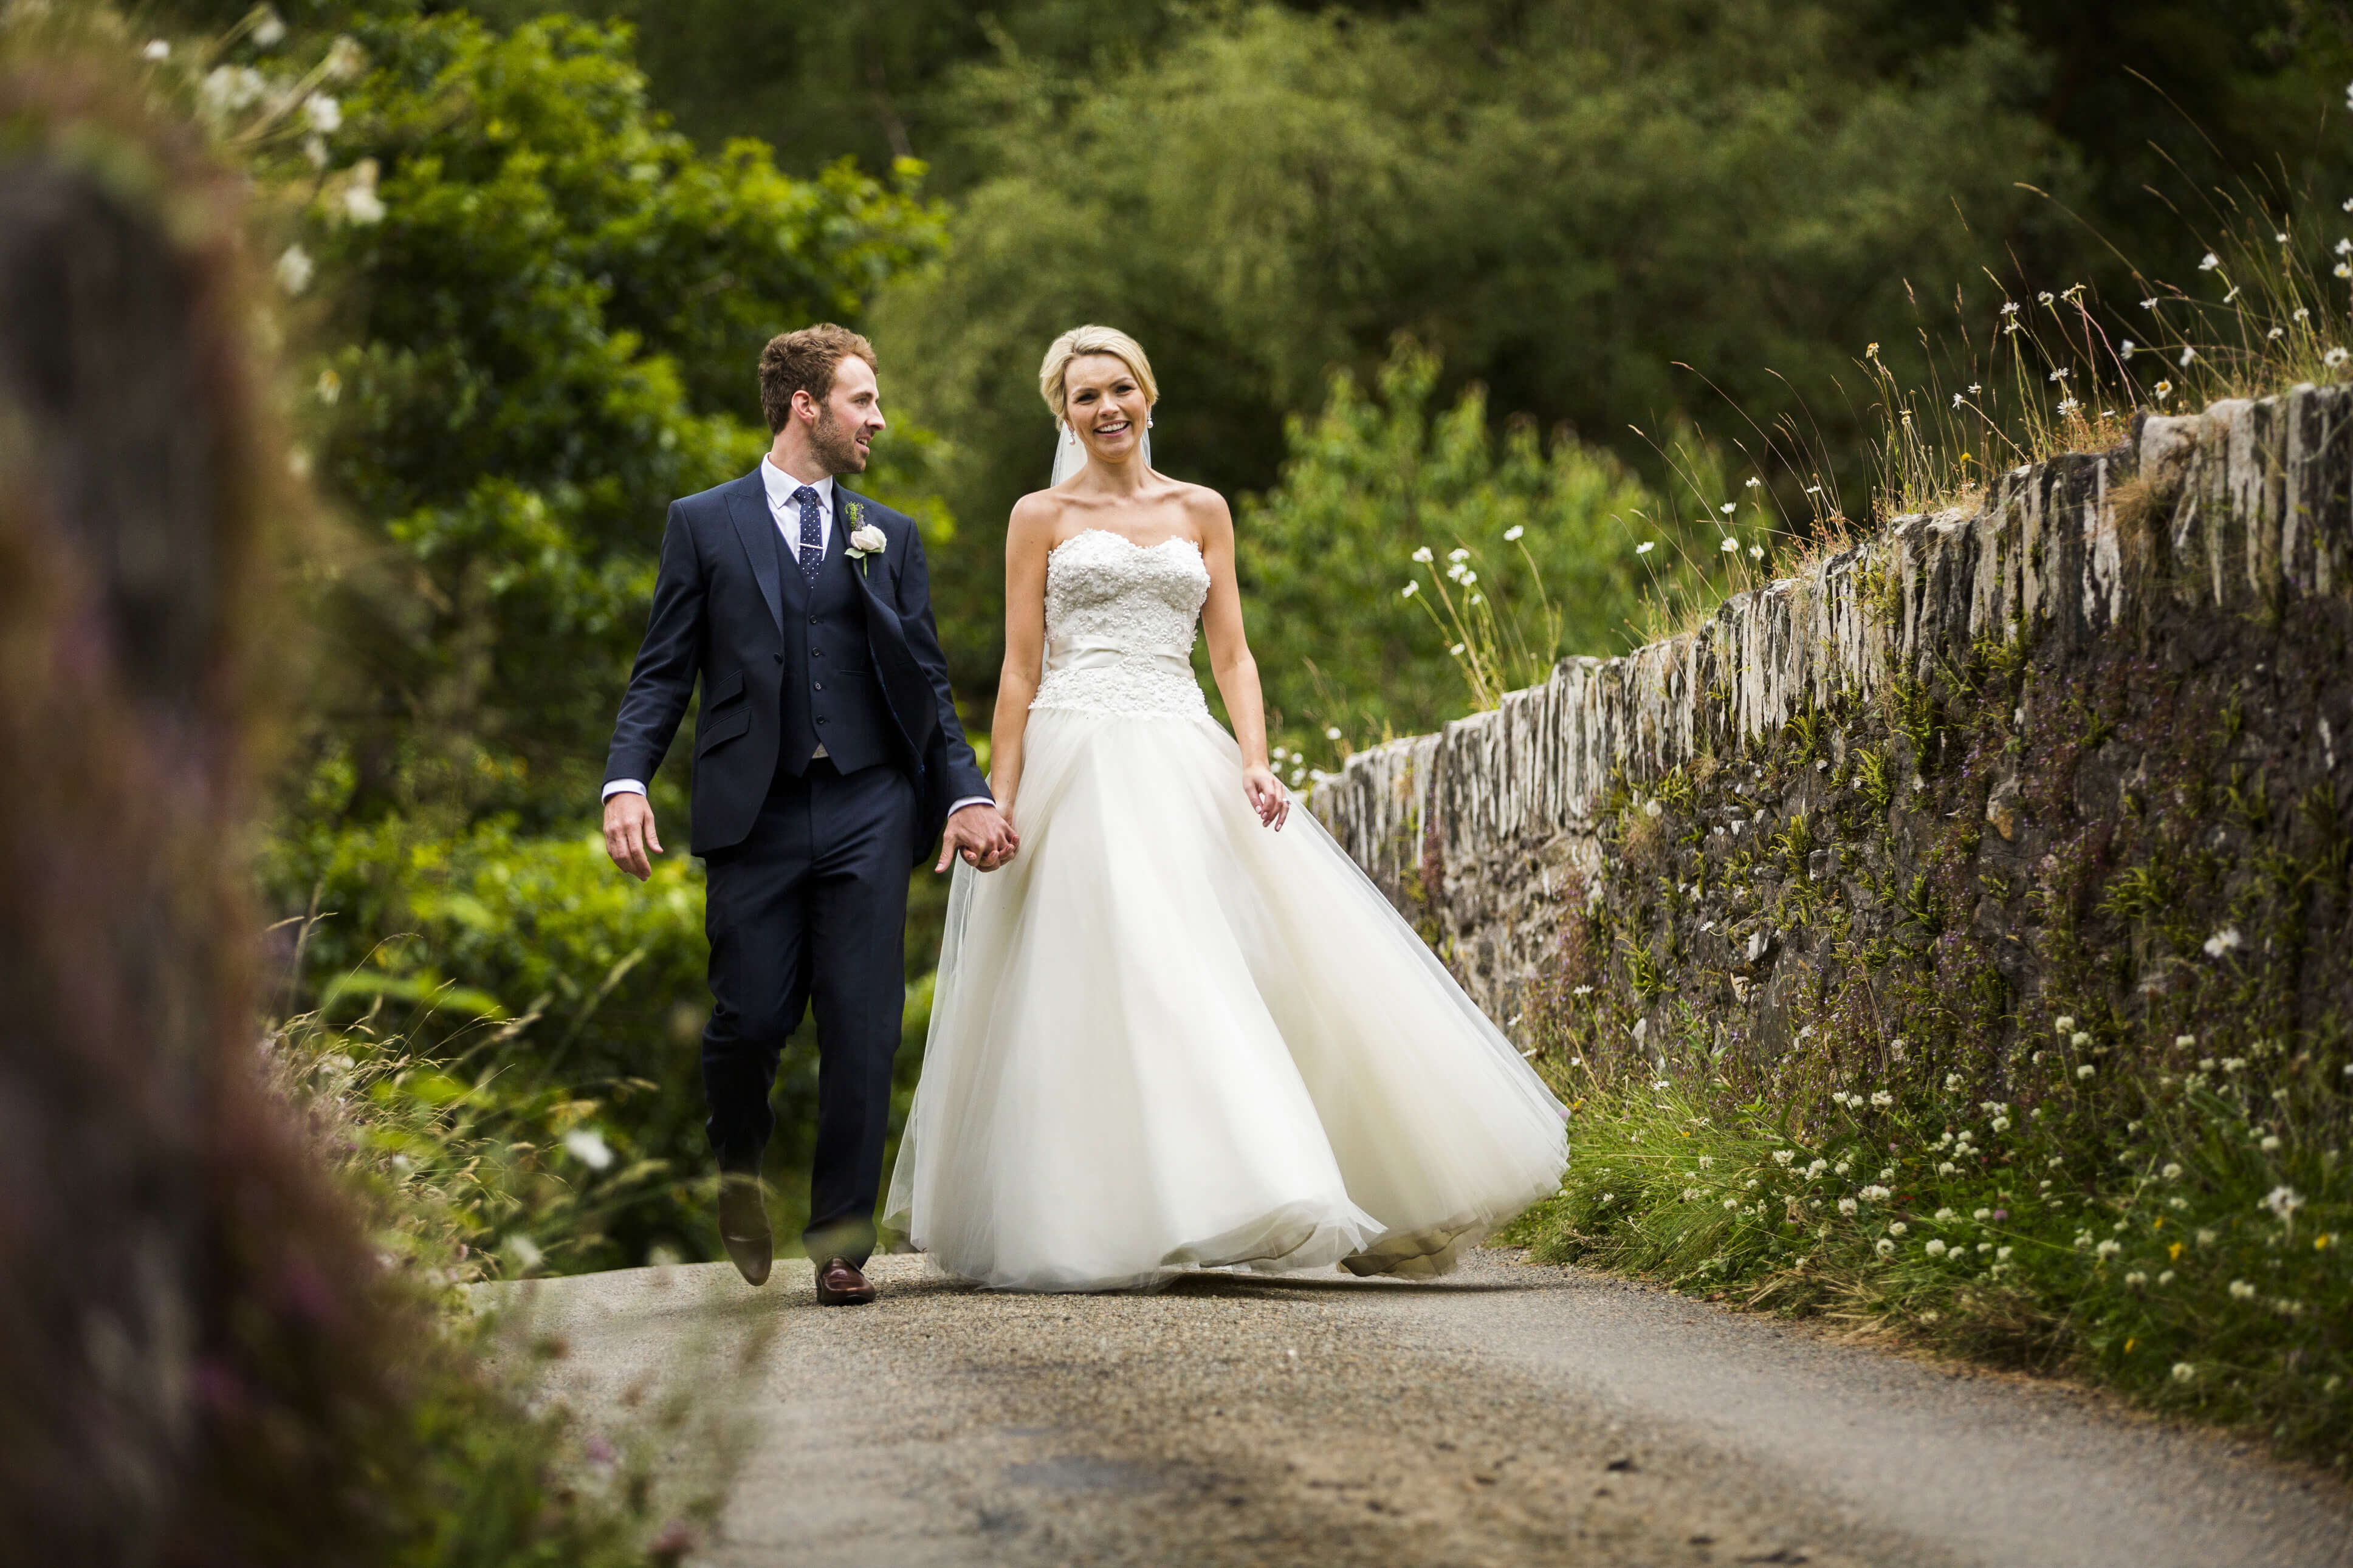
[705, 666, 746, 707]
[696, 704, 752, 755]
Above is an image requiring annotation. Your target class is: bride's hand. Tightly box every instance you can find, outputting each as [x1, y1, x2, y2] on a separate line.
[1242, 764, 1290, 830]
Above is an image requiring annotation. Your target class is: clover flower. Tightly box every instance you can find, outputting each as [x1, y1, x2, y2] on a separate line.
[2173, 1363, 2197, 1383]
[1805, 1160, 1827, 1178]
[1772, 1149, 1795, 1166]
[2229, 1279, 2258, 1300]
[1860, 1184, 1892, 1202]
[2077, 1063, 2096, 1080]
[1833, 1160, 1851, 1176]
[1991, 1116, 2011, 1132]
[2162, 1163, 2183, 1180]
[1925, 1239, 1948, 1257]
[2263, 1186, 2305, 1221]
[2159, 1270, 2176, 1285]
[1875, 1239, 1895, 1256]
[2329, 348, 2352, 370]
[1934, 1208, 1957, 1222]
[1889, 1221, 1909, 1238]
[2094, 1238, 2122, 1259]
[1870, 1090, 1894, 1108]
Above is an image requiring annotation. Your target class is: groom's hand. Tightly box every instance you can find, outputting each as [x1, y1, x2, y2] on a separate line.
[936, 802, 1017, 874]
[603, 791, 664, 881]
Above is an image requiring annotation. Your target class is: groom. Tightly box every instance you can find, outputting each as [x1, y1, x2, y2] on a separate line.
[601, 324, 1015, 1303]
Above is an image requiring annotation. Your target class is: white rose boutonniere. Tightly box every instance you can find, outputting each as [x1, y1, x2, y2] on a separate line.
[843, 502, 887, 575]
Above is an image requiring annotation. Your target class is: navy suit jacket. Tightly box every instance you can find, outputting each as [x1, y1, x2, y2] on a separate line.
[603, 468, 991, 860]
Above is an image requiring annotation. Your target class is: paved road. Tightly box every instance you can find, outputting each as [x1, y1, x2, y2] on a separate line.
[494, 1250, 2352, 1568]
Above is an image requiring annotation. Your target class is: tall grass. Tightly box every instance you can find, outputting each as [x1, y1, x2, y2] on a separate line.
[261, 994, 756, 1563]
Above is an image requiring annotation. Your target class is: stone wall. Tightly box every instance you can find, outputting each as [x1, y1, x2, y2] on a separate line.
[1311, 388, 2353, 1075]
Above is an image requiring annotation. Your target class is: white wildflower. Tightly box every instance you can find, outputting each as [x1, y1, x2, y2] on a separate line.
[1720, 536, 1739, 553]
[1412, 546, 1434, 563]
[253, 10, 287, 48]
[1875, 1238, 1895, 1256]
[1772, 1149, 1795, 1166]
[303, 92, 342, 134]
[2094, 1238, 2122, 1259]
[1991, 1116, 2011, 1132]
[1402, 581, 1418, 597]
[1996, 1246, 2013, 1261]
[2162, 1163, 2183, 1180]
[1503, 524, 1523, 541]
[1838, 1197, 1858, 1215]
[2198, 252, 2220, 271]
[142, 39, 170, 61]
[1926, 1239, 1948, 1257]
[2120, 340, 2136, 358]
[2171, 1362, 2197, 1383]
[2202, 927, 2242, 957]
[563, 1126, 614, 1170]
[2179, 346, 2199, 368]
[2228, 1279, 2258, 1300]
[2329, 348, 2352, 371]
[2263, 1186, 2304, 1220]
[1870, 1090, 1894, 1108]
[1860, 1185, 1892, 1202]
[1889, 1221, 1909, 1237]
[2077, 1063, 2096, 1080]
[274, 244, 314, 295]
[1934, 1207, 1957, 1222]
[2261, 1135, 2283, 1152]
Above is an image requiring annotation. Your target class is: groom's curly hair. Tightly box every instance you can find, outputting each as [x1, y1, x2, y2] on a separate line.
[759, 323, 878, 433]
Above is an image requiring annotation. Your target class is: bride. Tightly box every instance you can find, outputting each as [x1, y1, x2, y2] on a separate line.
[883, 325, 1568, 1291]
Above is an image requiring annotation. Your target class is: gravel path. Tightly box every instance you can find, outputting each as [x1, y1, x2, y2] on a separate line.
[496, 1250, 2351, 1568]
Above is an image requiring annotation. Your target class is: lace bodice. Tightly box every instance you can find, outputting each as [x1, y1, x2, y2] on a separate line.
[1030, 529, 1211, 720]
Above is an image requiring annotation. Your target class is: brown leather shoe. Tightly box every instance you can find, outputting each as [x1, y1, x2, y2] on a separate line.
[716, 1176, 772, 1287]
[813, 1256, 877, 1306]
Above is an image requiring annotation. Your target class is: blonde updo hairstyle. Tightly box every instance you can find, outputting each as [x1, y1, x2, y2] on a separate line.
[1038, 324, 1158, 426]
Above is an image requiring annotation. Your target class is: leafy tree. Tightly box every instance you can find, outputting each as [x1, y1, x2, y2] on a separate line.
[1238, 342, 1678, 776]
[263, 10, 947, 824]
[176, 7, 957, 1265]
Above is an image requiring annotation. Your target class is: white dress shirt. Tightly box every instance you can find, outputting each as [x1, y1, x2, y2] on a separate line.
[605, 457, 992, 825]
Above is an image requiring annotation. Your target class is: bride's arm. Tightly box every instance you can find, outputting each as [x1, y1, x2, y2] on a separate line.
[1196, 495, 1290, 830]
[991, 496, 1054, 818]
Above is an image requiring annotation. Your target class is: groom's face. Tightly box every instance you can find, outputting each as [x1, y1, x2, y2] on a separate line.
[803, 354, 885, 475]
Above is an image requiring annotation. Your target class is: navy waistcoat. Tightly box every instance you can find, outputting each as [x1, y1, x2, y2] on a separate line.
[773, 510, 895, 778]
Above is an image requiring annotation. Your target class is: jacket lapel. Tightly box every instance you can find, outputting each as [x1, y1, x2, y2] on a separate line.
[723, 470, 783, 634]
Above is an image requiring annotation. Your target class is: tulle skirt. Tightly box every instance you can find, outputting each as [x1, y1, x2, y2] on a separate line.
[883, 705, 1568, 1292]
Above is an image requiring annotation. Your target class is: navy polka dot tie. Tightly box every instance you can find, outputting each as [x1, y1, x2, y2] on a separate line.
[792, 485, 823, 586]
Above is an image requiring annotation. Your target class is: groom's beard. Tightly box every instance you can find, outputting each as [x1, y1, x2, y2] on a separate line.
[811, 406, 867, 475]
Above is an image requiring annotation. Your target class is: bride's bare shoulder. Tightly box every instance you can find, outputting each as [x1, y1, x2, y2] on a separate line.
[1167, 478, 1234, 539]
[1006, 488, 1068, 550]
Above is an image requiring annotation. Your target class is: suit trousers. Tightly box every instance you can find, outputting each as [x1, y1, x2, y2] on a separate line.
[699, 755, 915, 1266]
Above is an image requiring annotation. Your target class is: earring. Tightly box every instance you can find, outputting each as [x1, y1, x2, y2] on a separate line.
[1147, 416, 1155, 428]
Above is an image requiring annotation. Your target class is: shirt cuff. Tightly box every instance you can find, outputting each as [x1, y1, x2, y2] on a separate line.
[946, 795, 994, 817]
[602, 779, 647, 801]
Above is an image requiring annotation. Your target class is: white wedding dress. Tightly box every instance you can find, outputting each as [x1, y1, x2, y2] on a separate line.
[882, 529, 1568, 1291]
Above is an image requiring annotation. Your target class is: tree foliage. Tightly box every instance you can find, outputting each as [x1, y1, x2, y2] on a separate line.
[1238, 343, 1669, 771]
[276, 10, 946, 824]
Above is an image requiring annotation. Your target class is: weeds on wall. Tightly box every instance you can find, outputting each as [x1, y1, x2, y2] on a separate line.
[1500, 603, 2353, 1464]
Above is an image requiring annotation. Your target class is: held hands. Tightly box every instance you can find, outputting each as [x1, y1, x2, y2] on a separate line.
[1243, 763, 1290, 830]
[603, 791, 663, 880]
[937, 801, 1019, 873]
